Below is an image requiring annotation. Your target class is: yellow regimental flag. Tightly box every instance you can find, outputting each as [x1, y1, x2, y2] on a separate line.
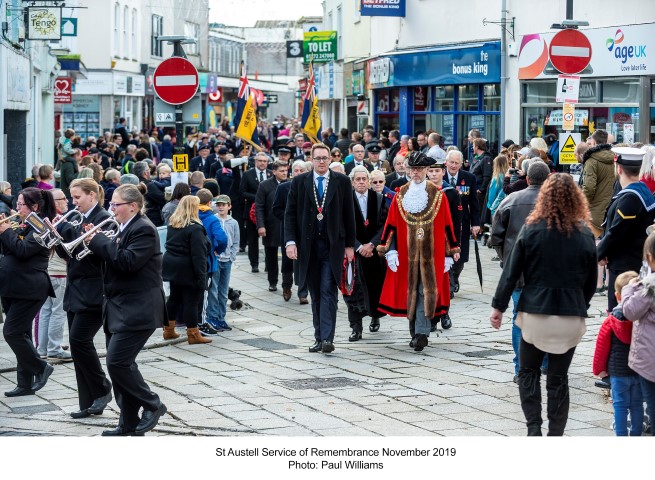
[235, 92, 261, 151]
[301, 60, 321, 144]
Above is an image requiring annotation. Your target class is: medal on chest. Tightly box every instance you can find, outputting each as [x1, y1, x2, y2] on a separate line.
[416, 227, 425, 240]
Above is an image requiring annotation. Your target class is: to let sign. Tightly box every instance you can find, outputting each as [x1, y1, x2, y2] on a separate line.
[153, 57, 199, 105]
[54, 77, 72, 104]
[303, 31, 337, 63]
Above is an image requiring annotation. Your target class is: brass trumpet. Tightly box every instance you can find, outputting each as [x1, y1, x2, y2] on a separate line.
[52, 208, 84, 228]
[0, 212, 21, 229]
[60, 217, 120, 260]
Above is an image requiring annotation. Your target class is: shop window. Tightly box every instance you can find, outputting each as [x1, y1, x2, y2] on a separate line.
[413, 87, 430, 112]
[602, 79, 640, 103]
[458, 85, 478, 112]
[377, 90, 389, 112]
[433, 86, 454, 111]
[523, 82, 555, 104]
[390, 88, 400, 112]
[413, 114, 454, 145]
[483, 83, 500, 111]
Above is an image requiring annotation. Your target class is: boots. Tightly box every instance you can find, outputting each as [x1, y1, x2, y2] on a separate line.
[187, 327, 212, 344]
[162, 321, 179, 340]
[546, 374, 569, 436]
[518, 368, 543, 436]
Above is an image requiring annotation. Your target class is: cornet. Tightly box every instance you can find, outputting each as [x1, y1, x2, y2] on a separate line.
[0, 212, 21, 229]
[52, 208, 84, 228]
[25, 212, 64, 249]
[60, 217, 120, 260]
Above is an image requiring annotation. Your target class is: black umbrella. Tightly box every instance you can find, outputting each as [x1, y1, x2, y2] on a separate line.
[473, 234, 483, 292]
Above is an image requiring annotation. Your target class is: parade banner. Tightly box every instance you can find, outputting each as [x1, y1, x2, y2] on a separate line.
[233, 62, 262, 151]
[360, 0, 406, 17]
[303, 31, 337, 64]
[301, 60, 321, 144]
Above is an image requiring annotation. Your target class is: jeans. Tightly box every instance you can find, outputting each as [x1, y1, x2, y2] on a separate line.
[640, 375, 655, 436]
[611, 375, 644, 436]
[207, 261, 232, 323]
[37, 277, 67, 356]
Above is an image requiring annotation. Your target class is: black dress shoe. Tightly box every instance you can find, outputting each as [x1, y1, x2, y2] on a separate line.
[450, 291, 454, 299]
[251, 267, 259, 273]
[409, 338, 416, 348]
[32, 364, 54, 392]
[87, 391, 112, 415]
[101, 425, 143, 437]
[369, 318, 380, 332]
[135, 403, 167, 435]
[430, 318, 439, 332]
[70, 409, 90, 419]
[453, 281, 460, 293]
[309, 340, 322, 353]
[4, 386, 35, 397]
[441, 314, 452, 330]
[321, 340, 335, 353]
[414, 334, 428, 352]
[348, 330, 362, 342]
[268, 285, 277, 292]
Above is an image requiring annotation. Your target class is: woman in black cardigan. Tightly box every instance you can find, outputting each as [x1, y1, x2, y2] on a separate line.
[0, 187, 57, 397]
[162, 195, 211, 344]
[490, 174, 597, 436]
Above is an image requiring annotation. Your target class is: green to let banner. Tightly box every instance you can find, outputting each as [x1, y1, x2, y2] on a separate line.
[303, 30, 337, 63]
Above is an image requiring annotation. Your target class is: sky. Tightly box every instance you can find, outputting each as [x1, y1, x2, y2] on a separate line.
[209, 0, 323, 27]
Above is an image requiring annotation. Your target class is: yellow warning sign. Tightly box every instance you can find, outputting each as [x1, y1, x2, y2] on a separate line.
[558, 133, 581, 165]
[173, 154, 189, 172]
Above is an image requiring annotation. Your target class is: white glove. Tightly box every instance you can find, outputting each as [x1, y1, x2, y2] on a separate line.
[231, 157, 248, 167]
[444, 257, 454, 273]
[385, 250, 399, 272]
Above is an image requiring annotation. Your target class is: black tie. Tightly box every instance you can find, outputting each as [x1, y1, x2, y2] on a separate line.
[259, 171, 264, 182]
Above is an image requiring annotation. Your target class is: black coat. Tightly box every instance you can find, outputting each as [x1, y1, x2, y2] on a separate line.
[447, 169, 480, 262]
[0, 225, 54, 300]
[0, 193, 13, 216]
[385, 172, 403, 188]
[284, 171, 356, 288]
[57, 203, 110, 312]
[390, 176, 408, 191]
[144, 179, 166, 227]
[256, 177, 285, 247]
[162, 222, 210, 290]
[240, 168, 272, 216]
[190, 155, 212, 177]
[492, 220, 597, 316]
[387, 141, 401, 165]
[470, 151, 493, 194]
[88, 214, 166, 333]
[208, 156, 240, 197]
[344, 161, 374, 176]
[272, 180, 291, 247]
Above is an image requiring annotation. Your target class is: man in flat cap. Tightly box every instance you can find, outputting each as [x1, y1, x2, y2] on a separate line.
[190, 143, 212, 176]
[598, 146, 655, 311]
[377, 151, 459, 351]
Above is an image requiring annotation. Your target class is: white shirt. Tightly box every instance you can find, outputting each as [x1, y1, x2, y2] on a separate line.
[119, 214, 136, 232]
[83, 202, 98, 219]
[357, 192, 367, 218]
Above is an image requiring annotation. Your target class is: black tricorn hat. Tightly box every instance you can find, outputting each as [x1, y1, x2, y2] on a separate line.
[406, 151, 435, 167]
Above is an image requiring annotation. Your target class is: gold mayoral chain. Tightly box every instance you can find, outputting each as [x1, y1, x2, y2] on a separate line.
[313, 177, 329, 221]
[396, 189, 442, 240]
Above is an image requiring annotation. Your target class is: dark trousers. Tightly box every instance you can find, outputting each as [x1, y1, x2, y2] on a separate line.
[449, 259, 465, 293]
[264, 246, 280, 286]
[2, 296, 48, 388]
[105, 328, 160, 431]
[348, 308, 364, 333]
[281, 249, 294, 289]
[68, 309, 111, 410]
[307, 238, 338, 342]
[246, 220, 260, 267]
[167, 283, 204, 329]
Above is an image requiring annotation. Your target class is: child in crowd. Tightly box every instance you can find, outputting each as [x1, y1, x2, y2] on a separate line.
[210, 194, 239, 332]
[593, 270, 643, 436]
[621, 232, 655, 436]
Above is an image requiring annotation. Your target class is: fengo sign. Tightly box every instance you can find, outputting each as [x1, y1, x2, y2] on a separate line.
[26, 7, 62, 40]
[303, 31, 337, 63]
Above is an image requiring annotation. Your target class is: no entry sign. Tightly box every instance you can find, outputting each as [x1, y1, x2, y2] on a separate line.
[153, 57, 199, 105]
[549, 29, 592, 74]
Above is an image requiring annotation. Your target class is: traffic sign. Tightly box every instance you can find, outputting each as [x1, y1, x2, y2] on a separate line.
[264, 94, 278, 104]
[173, 154, 189, 172]
[549, 29, 592, 74]
[153, 57, 199, 105]
[155, 112, 174, 123]
[559, 132, 581, 165]
[153, 96, 202, 126]
[563, 103, 575, 131]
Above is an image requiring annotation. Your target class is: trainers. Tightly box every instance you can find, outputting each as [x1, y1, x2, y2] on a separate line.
[47, 351, 73, 362]
[214, 319, 232, 331]
[198, 323, 221, 336]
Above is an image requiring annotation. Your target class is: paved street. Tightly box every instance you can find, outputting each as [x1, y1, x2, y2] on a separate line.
[0, 240, 613, 436]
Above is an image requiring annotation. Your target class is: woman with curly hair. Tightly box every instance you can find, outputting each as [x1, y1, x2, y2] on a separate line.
[489, 173, 597, 436]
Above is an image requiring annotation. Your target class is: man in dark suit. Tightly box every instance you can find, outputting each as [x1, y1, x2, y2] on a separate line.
[87, 185, 166, 436]
[386, 130, 401, 165]
[208, 147, 248, 197]
[285, 144, 356, 353]
[240, 151, 272, 272]
[190, 144, 212, 176]
[256, 161, 288, 292]
[385, 154, 407, 188]
[445, 149, 480, 296]
[344, 144, 373, 176]
[344, 166, 388, 341]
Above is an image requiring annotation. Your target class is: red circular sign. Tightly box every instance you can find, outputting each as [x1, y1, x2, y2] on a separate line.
[549, 29, 592, 74]
[153, 57, 199, 105]
[208, 88, 223, 103]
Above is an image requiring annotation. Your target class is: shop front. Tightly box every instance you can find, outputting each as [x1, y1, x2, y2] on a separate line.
[518, 22, 655, 145]
[368, 41, 501, 152]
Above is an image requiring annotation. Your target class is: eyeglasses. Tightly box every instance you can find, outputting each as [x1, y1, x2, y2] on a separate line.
[55, 197, 67, 201]
[109, 202, 130, 208]
[313, 157, 330, 163]
[371, 180, 384, 184]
